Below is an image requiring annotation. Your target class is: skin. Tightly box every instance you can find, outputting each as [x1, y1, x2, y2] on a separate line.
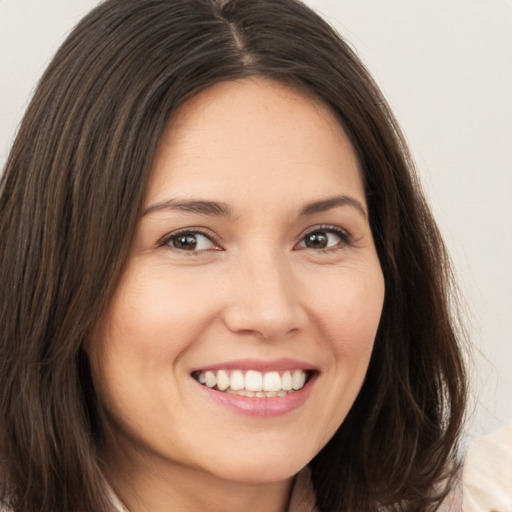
[87, 78, 385, 512]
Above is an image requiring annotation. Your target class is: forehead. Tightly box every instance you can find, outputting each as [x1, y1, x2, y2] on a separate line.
[145, 78, 365, 212]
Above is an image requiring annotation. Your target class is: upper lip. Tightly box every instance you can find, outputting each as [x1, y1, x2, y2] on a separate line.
[190, 358, 318, 374]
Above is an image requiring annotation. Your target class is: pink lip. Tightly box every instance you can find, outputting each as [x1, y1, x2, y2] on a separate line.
[192, 369, 317, 418]
[191, 358, 317, 373]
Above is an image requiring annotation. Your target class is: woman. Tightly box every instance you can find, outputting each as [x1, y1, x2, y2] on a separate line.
[0, 0, 467, 511]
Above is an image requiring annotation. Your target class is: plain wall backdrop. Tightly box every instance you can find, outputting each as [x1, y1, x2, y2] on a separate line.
[1, 0, 511, 444]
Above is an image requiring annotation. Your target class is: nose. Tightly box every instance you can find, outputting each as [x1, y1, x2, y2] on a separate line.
[222, 249, 308, 340]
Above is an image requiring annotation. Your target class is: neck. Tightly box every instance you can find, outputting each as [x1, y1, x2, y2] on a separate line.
[102, 441, 295, 512]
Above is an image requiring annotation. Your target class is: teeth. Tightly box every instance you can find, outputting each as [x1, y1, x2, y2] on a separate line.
[230, 370, 244, 391]
[204, 371, 216, 388]
[217, 370, 229, 391]
[281, 371, 293, 390]
[263, 371, 281, 392]
[194, 369, 310, 395]
[292, 369, 306, 390]
[245, 370, 263, 391]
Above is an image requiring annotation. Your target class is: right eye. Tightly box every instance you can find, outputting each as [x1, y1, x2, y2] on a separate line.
[163, 230, 218, 252]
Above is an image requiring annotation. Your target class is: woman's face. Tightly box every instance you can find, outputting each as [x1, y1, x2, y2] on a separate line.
[88, 78, 385, 485]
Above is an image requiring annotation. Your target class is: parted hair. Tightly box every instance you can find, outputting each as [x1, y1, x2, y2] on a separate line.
[0, 0, 467, 510]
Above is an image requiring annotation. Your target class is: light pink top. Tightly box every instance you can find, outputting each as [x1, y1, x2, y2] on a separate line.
[462, 424, 512, 512]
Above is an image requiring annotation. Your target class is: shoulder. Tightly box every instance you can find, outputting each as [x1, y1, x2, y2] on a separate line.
[438, 479, 462, 512]
[462, 424, 512, 512]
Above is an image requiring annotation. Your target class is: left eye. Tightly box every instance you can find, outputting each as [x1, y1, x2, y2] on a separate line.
[297, 229, 346, 250]
[166, 232, 216, 251]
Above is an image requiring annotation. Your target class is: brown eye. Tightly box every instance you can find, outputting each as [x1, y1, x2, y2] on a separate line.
[304, 232, 329, 249]
[166, 232, 216, 251]
[172, 234, 198, 250]
[297, 228, 348, 251]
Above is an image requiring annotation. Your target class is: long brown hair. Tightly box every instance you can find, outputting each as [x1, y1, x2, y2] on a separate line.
[0, 0, 467, 510]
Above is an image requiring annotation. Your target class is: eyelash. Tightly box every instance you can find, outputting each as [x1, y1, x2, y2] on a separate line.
[298, 224, 353, 252]
[158, 225, 353, 254]
[158, 227, 219, 252]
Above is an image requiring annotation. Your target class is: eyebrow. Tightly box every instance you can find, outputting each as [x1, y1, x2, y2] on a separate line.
[143, 199, 232, 217]
[299, 196, 367, 218]
[143, 195, 367, 219]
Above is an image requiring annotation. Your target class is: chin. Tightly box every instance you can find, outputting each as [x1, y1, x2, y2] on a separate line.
[199, 445, 315, 485]
[211, 463, 304, 485]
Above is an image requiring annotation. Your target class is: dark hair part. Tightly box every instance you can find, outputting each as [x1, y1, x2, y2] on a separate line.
[0, 0, 466, 510]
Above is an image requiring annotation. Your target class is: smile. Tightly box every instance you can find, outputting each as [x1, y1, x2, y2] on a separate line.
[192, 369, 310, 397]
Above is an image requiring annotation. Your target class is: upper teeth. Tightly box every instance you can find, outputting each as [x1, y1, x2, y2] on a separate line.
[195, 369, 308, 393]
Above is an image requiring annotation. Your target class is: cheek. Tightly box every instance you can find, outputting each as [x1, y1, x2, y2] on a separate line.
[298, 274, 383, 448]
[309, 266, 384, 353]
[96, 267, 222, 360]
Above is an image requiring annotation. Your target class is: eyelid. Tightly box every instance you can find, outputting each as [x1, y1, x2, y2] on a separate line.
[157, 224, 352, 253]
[157, 227, 222, 251]
[295, 224, 353, 250]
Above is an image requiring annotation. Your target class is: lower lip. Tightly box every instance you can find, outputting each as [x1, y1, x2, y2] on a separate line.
[194, 376, 315, 417]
